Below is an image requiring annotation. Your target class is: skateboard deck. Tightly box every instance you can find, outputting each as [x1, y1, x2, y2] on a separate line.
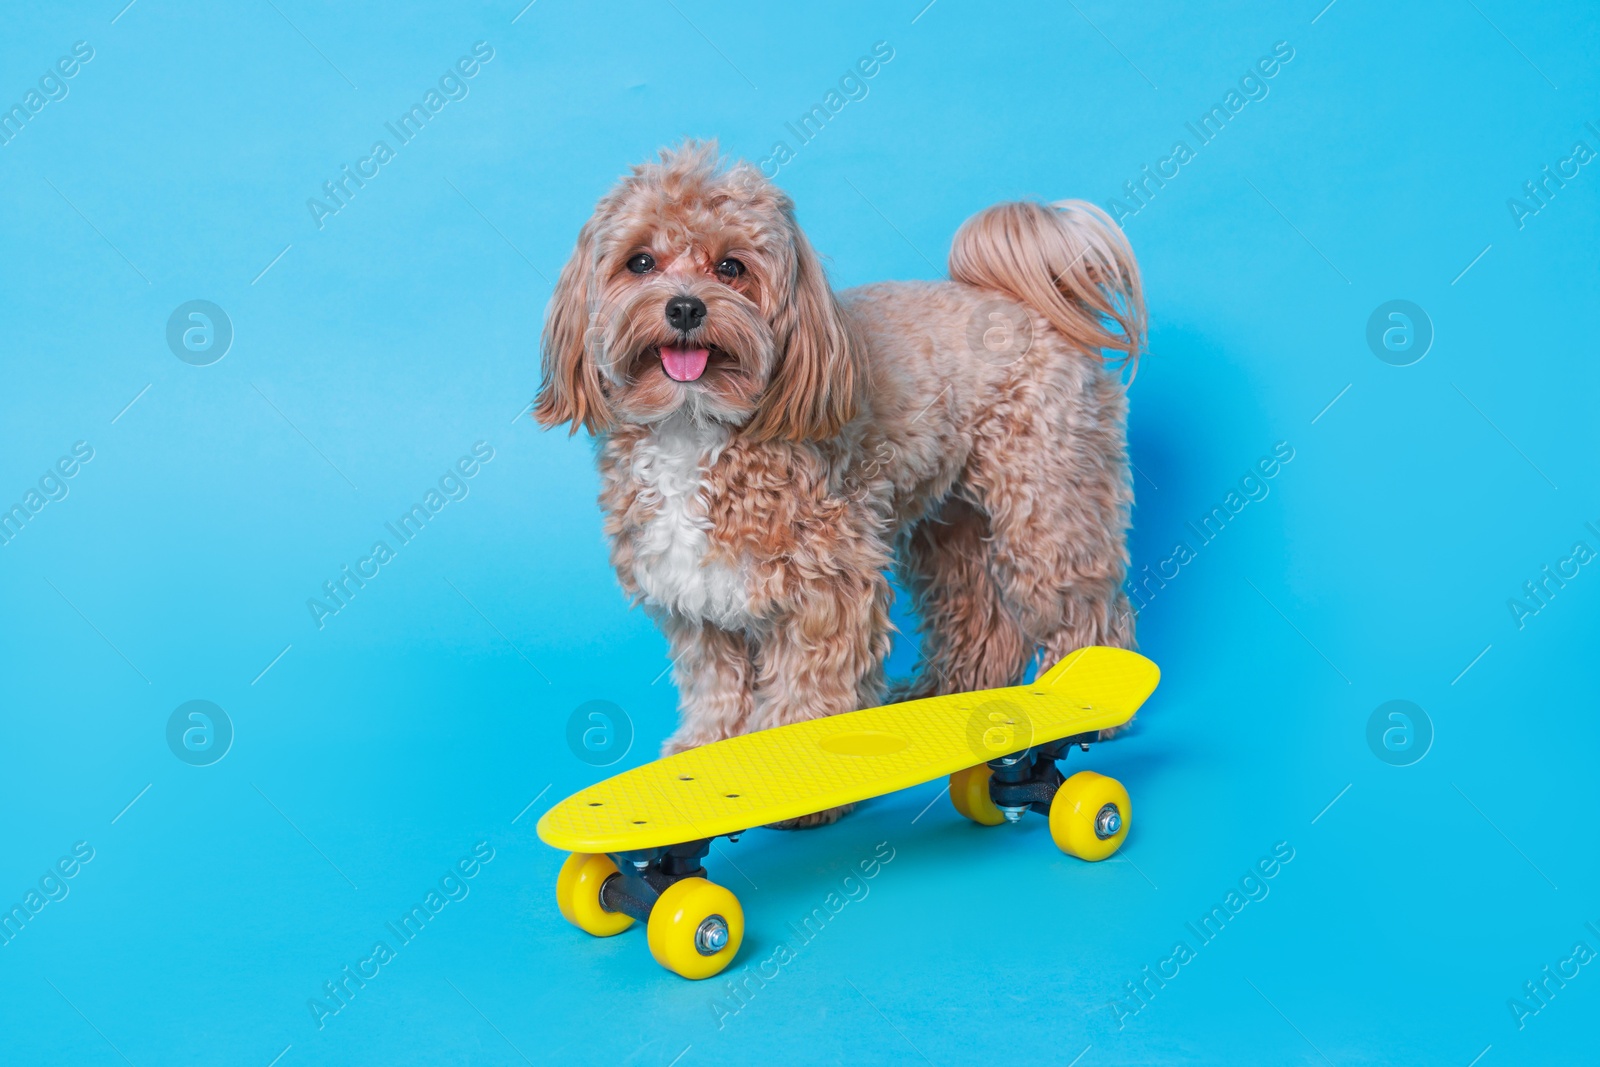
[538, 645, 1159, 853]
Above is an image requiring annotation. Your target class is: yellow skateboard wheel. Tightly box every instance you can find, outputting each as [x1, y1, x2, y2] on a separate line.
[1049, 771, 1130, 861]
[948, 765, 1005, 826]
[646, 877, 743, 980]
[556, 853, 634, 936]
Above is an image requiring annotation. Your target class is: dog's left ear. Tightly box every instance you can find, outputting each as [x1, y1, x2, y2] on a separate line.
[744, 218, 862, 442]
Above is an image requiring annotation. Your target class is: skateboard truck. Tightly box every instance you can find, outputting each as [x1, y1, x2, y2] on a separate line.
[949, 728, 1131, 849]
[598, 840, 714, 924]
[985, 731, 1096, 818]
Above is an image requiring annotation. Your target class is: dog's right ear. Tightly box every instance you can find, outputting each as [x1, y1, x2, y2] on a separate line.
[535, 219, 613, 435]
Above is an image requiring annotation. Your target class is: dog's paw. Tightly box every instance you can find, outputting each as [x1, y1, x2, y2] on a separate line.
[765, 803, 855, 830]
[661, 734, 728, 757]
[1096, 716, 1137, 742]
[884, 677, 924, 703]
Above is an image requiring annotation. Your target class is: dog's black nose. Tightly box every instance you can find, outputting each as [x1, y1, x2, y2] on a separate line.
[664, 295, 707, 331]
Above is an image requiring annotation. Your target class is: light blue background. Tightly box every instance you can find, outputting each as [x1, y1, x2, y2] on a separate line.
[2, 1, 1597, 1064]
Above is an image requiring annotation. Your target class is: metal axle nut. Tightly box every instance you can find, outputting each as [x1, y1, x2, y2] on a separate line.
[695, 915, 730, 955]
[1094, 803, 1122, 840]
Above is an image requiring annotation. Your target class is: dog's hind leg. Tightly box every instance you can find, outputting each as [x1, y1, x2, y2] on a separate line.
[962, 368, 1137, 684]
[893, 496, 1033, 700]
[1032, 577, 1137, 741]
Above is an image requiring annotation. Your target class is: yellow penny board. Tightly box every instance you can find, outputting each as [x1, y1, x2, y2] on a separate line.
[537, 646, 1159, 854]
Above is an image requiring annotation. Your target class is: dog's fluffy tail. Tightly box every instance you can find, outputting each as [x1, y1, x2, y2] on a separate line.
[948, 200, 1146, 374]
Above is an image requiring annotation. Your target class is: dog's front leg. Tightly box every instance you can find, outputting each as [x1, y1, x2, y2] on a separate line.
[744, 573, 890, 828]
[660, 618, 755, 756]
[749, 571, 892, 731]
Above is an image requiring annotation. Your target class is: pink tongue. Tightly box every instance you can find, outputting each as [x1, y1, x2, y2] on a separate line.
[660, 346, 710, 382]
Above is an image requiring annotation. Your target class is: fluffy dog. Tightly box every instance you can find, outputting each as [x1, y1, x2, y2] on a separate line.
[536, 143, 1145, 820]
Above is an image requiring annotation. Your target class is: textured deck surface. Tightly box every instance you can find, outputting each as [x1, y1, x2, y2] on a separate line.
[538, 647, 1159, 852]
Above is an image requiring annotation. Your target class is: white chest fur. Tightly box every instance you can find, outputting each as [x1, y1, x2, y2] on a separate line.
[626, 419, 751, 628]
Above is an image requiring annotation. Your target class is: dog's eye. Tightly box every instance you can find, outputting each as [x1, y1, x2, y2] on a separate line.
[627, 253, 655, 274]
[715, 257, 745, 280]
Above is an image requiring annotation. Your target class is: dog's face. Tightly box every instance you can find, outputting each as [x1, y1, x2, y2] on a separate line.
[536, 142, 859, 441]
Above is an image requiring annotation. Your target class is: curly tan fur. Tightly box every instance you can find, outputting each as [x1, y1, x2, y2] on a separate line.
[537, 143, 1146, 815]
